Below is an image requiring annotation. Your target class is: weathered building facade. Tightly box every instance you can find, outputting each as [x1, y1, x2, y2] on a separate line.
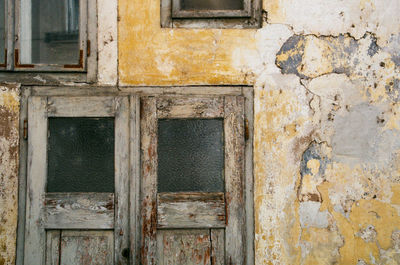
[1, 0, 400, 264]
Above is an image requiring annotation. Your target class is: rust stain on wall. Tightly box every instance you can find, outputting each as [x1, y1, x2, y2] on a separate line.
[0, 84, 20, 265]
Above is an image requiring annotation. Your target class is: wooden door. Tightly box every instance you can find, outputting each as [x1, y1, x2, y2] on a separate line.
[24, 96, 130, 265]
[140, 96, 245, 265]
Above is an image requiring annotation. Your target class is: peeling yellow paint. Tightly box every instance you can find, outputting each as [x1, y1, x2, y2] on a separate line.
[307, 159, 320, 175]
[118, 0, 257, 85]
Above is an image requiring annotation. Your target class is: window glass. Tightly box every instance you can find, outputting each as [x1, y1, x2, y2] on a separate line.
[20, 0, 80, 64]
[0, 0, 5, 64]
[158, 119, 224, 192]
[47, 118, 115, 192]
[181, 0, 243, 10]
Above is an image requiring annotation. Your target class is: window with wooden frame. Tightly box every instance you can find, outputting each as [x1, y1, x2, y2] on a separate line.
[24, 96, 130, 265]
[161, 0, 261, 28]
[0, 0, 96, 76]
[140, 96, 249, 264]
[19, 89, 253, 265]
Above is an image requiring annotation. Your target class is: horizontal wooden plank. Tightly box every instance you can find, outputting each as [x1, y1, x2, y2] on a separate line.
[44, 193, 114, 229]
[157, 97, 224, 118]
[47, 97, 115, 117]
[157, 192, 225, 228]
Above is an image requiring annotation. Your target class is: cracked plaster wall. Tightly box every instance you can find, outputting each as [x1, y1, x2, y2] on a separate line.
[120, 0, 400, 264]
[1, 0, 399, 264]
[0, 85, 19, 265]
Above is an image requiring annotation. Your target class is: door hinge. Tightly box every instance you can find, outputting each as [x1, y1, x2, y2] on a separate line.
[23, 119, 28, 140]
[87, 40, 91, 57]
[244, 117, 249, 141]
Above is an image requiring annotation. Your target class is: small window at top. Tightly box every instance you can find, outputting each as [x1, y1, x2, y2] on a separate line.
[181, 0, 244, 11]
[162, 0, 261, 28]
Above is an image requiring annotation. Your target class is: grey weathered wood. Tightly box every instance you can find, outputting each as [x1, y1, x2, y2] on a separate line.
[44, 193, 114, 229]
[46, 96, 115, 117]
[130, 96, 141, 264]
[224, 96, 245, 264]
[140, 97, 158, 264]
[16, 87, 30, 265]
[24, 96, 131, 265]
[243, 86, 254, 265]
[114, 96, 130, 264]
[5, 0, 13, 70]
[211, 229, 225, 265]
[24, 96, 48, 265]
[86, 0, 97, 82]
[157, 230, 212, 265]
[157, 192, 226, 228]
[46, 230, 60, 265]
[156, 96, 224, 118]
[0, 72, 88, 85]
[31, 85, 243, 97]
[59, 230, 114, 265]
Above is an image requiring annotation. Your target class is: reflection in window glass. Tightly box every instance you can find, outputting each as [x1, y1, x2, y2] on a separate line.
[181, 0, 243, 10]
[0, 0, 5, 64]
[158, 119, 224, 192]
[20, 0, 80, 65]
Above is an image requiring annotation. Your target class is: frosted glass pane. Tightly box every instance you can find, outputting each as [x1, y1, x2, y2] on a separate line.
[158, 119, 224, 192]
[47, 118, 114, 192]
[181, 0, 243, 10]
[20, 0, 80, 64]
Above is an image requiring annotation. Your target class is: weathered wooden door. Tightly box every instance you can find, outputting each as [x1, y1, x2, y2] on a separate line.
[140, 96, 245, 265]
[24, 96, 130, 265]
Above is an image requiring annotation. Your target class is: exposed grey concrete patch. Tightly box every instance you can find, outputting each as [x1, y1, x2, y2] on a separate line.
[275, 35, 307, 79]
[368, 36, 380, 57]
[332, 103, 400, 167]
[384, 33, 400, 67]
[300, 141, 329, 179]
[355, 225, 377, 243]
[276, 33, 380, 79]
[386, 78, 400, 102]
[332, 103, 382, 165]
[299, 201, 329, 228]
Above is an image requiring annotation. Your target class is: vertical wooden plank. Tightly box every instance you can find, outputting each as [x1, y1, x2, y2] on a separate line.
[157, 230, 211, 265]
[46, 230, 61, 265]
[16, 87, 31, 265]
[224, 96, 245, 265]
[114, 96, 130, 264]
[243, 87, 254, 265]
[86, 0, 98, 82]
[59, 231, 114, 265]
[24, 96, 47, 265]
[210, 229, 225, 265]
[130, 96, 141, 264]
[140, 97, 158, 264]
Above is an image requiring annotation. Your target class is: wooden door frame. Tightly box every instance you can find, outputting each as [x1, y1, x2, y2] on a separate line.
[140, 95, 247, 264]
[23, 96, 130, 265]
[16, 87, 254, 265]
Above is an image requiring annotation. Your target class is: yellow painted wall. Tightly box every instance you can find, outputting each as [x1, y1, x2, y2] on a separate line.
[118, 0, 257, 86]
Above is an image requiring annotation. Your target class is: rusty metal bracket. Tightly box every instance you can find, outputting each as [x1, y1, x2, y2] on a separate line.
[23, 119, 28, 140]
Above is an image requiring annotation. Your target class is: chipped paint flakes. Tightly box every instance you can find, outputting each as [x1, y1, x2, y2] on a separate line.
[0, 85, 20, 265]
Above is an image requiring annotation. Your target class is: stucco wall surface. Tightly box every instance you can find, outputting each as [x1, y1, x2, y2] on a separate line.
[0, 85, 19, 265]
[120, 0, 400, 264]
